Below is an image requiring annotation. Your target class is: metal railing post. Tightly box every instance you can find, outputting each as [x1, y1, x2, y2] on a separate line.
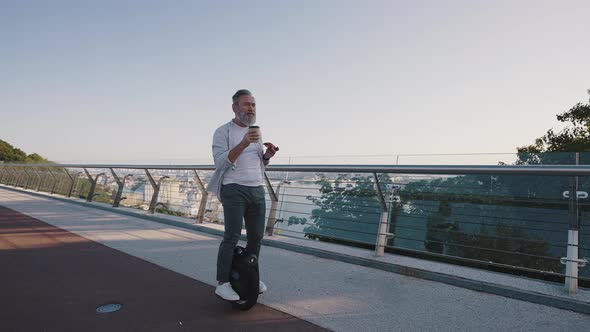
[0, 167, 7, 184]
[373, 173, 394, 257]
[21, 169, 30, 188]
[39, 170, 51, 192]
[110, 168, 122, 206]
[18, 168, 26, 187]
[23, 168, 32, 189]
[110, 168, 133, 207]
[83, 168, 94, 200]
[15, 168, 23, 187]
[264, 173, 280, 236]
[2, 168, 10, 185]
[145, 169, 169, 214]
[6, 167, 14, 185]
[22, 169, 31, 188]
[6, 168, 12, 185]
[4, 168, 11, 185]
[48, 169, 58, 194]
[10, 168, 19, 186]
[2, 168, 8, 185]
[13, 168, 23, 187]
[34, 170, 43, 191]
[18, 168, 27, 188]
[562, 153, 583, 294]
[83, 168, 105, 202]
[73, 172, 82, 196]
[193, 170, 208, 223]
[64, 168, 75, 197]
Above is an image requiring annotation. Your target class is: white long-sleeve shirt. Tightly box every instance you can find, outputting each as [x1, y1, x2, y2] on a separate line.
[205, 120, 267, 199]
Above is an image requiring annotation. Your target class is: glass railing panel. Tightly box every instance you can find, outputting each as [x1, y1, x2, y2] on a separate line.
[267, 172, 382, 247]
[117, 169, 150, 210]
[388, 172, 570, 276]
[150, 170, 198, 218]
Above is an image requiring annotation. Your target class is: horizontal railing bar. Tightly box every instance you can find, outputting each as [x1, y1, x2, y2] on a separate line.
[5, 164, 590, 176]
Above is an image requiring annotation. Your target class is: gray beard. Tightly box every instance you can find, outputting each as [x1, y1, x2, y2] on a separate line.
[237, 112, 256, 126]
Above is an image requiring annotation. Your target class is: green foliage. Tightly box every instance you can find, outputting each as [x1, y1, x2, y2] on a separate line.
[0, 140, 26, 162]
[74, 178, 89, 198]
[517, 89, 590, 161]
[68, 176, 112, 204]
[26, 153, 48, 163]
[287, 216, 307, 226]
[393, 191, 563, 272]
[304, 173, 392, 246]
[156, 203, 185, 217]
[93, 186, 114, 204]
[0, 139, 50, 163]
[446, 223, 559, 272]
[504, 90, 590, 201]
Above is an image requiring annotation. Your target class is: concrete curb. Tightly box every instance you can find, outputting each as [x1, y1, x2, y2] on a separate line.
[1, 184, 589, 315]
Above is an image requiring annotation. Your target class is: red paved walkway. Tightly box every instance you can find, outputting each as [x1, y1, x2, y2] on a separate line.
[0, 205, 328, 331]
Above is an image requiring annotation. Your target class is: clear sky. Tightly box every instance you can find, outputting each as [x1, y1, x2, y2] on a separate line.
[1, 0, 589, 164]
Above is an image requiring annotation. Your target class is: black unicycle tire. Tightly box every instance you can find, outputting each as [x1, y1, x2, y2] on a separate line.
[231, 269, 259, 311]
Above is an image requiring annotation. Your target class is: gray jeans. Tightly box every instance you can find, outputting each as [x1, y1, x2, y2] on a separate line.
[216, 183, 266, 282]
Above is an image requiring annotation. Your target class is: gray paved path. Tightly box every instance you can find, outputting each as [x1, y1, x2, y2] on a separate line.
[1, 188, 589, 331]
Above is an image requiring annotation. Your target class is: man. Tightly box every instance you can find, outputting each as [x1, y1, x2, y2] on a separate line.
[206, 89, 278, 301]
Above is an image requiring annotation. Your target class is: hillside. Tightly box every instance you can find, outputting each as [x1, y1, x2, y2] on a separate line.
[0, 140, 50, 163]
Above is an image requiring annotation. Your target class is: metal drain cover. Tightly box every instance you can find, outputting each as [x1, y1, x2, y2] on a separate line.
[96, 303, 123, 313]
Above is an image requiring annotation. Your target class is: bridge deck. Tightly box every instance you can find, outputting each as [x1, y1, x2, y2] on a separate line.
[1, 187, 589, 331]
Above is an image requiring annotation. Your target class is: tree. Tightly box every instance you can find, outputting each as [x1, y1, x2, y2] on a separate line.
[516, 89, 590, 164]
[0, 139, 50, 163]
[391, 173, 564, 274]
[287, 216, 307, 226]
[0, 140, 22, 162]
[392, 89, 590, 277]
[26, 153, 48, 163]
[304, 173, 392, 247]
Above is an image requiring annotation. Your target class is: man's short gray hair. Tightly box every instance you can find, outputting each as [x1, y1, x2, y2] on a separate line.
[232, 89, 253, 105]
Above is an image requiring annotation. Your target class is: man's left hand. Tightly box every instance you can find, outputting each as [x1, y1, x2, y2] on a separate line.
[263, 142, 279, 159]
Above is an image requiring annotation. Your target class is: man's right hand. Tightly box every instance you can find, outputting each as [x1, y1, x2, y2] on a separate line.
[241, 131, 260, 145]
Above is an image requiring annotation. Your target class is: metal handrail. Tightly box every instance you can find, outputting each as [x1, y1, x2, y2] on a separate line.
[4, 163, 590, 176]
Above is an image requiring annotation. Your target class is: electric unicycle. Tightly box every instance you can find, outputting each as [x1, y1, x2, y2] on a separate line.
[228, 246, 259, 311]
